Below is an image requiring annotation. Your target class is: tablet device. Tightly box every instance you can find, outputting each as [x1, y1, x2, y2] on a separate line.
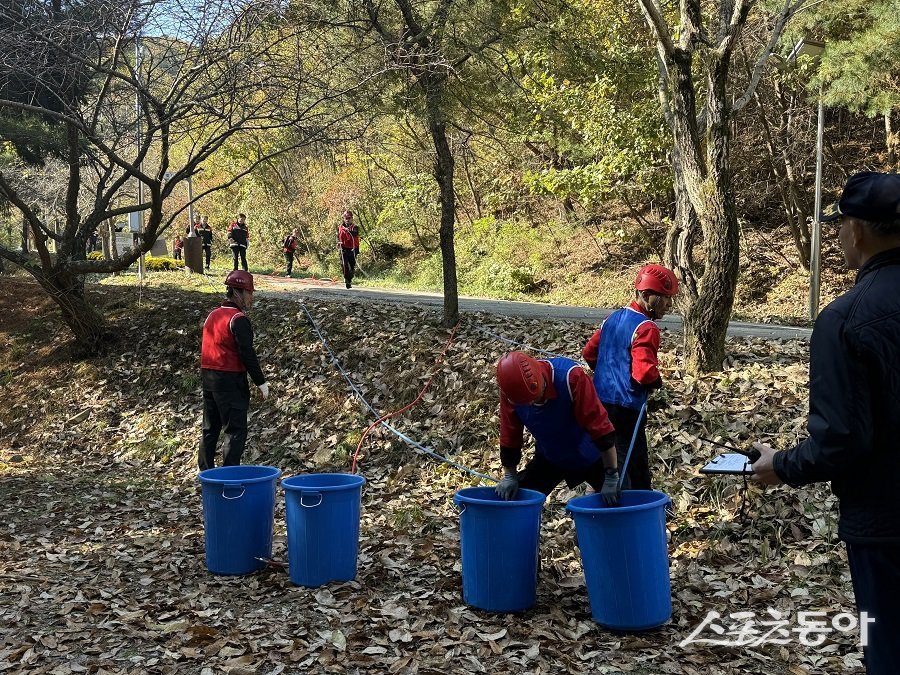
[700, 453, 754, 475]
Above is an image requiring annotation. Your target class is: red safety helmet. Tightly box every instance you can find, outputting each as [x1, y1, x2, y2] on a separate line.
[225, 270, 255, 292]
[496, 351, 544, 405]
[343, 210, 353, 220]
[634, 264, 678, 296]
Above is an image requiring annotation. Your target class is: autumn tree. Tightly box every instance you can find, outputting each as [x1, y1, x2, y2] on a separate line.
[637, 0, 808, 373]
[0, 0, 359, 354]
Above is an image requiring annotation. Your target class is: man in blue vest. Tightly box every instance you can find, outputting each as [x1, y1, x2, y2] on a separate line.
[199, 270, 269, 471]
[583, 263, 678, 490]
[495, 351, 621, 505]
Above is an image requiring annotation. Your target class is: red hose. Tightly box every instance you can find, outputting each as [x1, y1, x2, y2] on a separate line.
[350, 321, 460, 474]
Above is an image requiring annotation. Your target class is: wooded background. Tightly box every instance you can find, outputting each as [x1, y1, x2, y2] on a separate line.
[1, 0, 897, 368]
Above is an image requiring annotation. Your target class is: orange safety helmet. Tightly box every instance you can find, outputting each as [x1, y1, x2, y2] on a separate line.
[496, 351, 544, 405]
[225, 270, 255, 292]
[634, 264, 678, 296]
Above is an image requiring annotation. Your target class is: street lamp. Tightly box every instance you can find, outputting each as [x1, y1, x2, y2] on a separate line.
[133, 35, 145, 281]
[787, 38, 826, 321]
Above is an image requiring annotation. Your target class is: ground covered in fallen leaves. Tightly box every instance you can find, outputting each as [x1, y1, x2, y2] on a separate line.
[0, 279, 863, 674]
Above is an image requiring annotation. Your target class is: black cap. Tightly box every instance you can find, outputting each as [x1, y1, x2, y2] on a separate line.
[820, 171, 900, 223]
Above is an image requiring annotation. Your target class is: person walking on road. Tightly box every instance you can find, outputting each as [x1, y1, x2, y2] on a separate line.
[228, 213, 250, 271]
[337, 210, 360, 288]
[199, 216, 214, 270]
[199, 270, 269, 471]
[282, 228, 299, 276]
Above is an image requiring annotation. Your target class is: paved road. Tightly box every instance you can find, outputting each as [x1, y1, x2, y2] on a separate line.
[260, 276, 813, 341]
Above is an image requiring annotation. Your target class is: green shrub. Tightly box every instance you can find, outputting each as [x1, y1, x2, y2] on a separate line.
[145, 256, 184, 272]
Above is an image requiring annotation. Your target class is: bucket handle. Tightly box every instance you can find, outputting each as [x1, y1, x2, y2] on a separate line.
[222, 484, 246, 500]
[300, 492, 323, 508]
[455, 502, 467, 514]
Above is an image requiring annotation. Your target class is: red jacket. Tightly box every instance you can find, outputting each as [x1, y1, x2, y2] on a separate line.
[338, 223, 360, 250]
[499, 360, 615, 450]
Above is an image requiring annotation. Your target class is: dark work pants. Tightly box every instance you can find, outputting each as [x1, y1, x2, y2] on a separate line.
[203, 244, 211, 268]
[518, 453, 607, 496]
[603, 402, 650, 490]
[340, 248, 357, 284]
[199, 387, 249, 471]
[173, 249, 182, 260]
[231, 245, 248, 271]
[284, 251, 294, 275]
[847, 543, 900, 674]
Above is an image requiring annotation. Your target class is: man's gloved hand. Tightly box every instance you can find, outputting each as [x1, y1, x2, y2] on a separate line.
[600, 468, 621, 506]
[495, 469, 519, 500]
[258, 382, 269, 400]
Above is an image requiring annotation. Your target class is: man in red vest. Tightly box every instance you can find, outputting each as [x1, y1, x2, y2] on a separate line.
[337, 210, 360, 288]
[199, 270, 269, 471]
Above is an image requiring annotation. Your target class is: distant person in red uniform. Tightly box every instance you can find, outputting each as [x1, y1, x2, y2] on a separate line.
[337, 210, 360, 288]
[495, 351, 620, 505]
[172, 235, 183, 260]
[199, 270, 269, 471]
[282, 228, 299, 276]
[583, 264, 678, 490]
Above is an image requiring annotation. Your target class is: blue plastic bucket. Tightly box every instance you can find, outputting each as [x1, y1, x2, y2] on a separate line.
[198, 465, 281, 575]
[453, 487, 546, 612]
[566, 490, 671, 630]
[282, 473, 366, 587]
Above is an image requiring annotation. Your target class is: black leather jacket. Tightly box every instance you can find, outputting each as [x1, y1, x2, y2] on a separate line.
[774, 247, 900, 543]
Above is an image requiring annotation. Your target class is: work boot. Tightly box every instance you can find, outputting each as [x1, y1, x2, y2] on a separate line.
[346, 281, 351, 289]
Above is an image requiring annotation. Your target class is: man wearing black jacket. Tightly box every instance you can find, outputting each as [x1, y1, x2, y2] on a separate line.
[199, 270, 269, 471]
[199, 216, 214, 270]
[752, 172, 900, 674]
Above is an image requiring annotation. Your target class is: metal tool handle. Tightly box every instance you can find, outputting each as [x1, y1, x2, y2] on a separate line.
[619, 400, 648, 490]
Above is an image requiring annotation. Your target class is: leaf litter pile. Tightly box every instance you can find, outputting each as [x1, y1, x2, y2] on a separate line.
[0, 281, 863, 674]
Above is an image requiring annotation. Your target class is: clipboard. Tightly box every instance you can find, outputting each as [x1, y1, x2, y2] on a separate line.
[700, 453, 754, 476]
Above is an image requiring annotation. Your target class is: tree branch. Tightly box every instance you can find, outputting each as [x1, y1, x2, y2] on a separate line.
[732, 0, 809, 113]
[636, 0, 677, 56]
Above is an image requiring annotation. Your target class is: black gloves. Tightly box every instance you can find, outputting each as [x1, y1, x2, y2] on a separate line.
[600, 468, 621, 506]
[495, 469, 519, 500]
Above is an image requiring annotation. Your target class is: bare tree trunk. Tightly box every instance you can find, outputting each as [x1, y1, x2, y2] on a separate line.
[21, 213, 29, 254]
[754, 85, 811, 269]
[35, 269, 110, 356]
[426, 82, 459, 328]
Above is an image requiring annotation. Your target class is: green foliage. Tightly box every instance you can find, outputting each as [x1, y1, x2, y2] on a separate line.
[87, 251, 104, 261]
[145, 256, 184, 272]
[789, 0, 900, 115]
